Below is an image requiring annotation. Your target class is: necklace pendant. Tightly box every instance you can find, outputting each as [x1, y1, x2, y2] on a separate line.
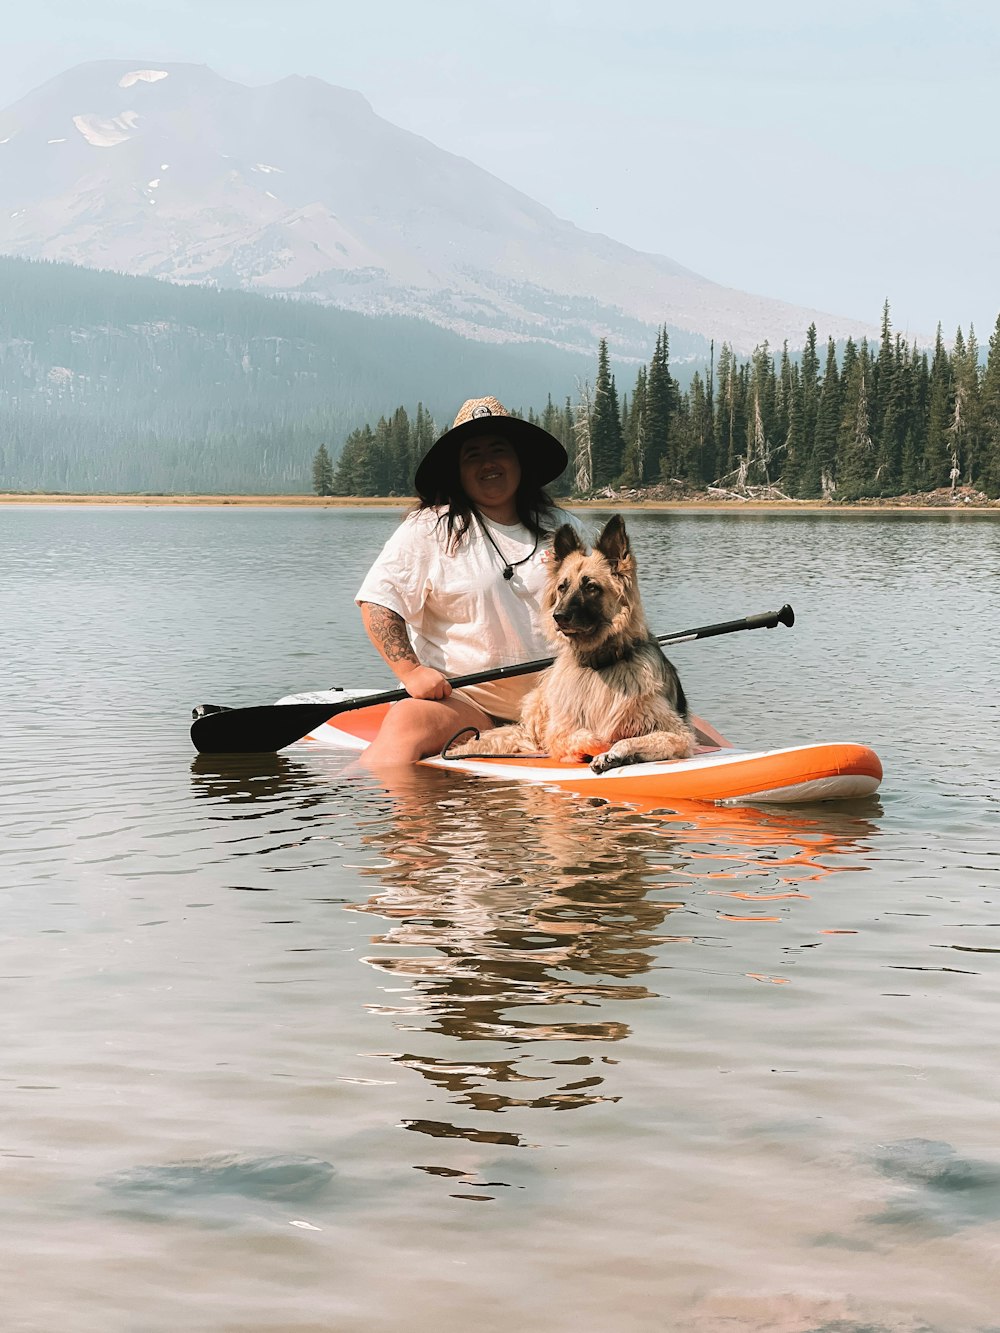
[503, 566, 514, 580]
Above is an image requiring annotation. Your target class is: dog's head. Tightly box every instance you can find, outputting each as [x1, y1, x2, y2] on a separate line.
[545, 514, 643, 646]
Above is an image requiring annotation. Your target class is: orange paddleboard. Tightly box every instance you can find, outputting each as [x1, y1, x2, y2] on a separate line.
[290, 693, 882, 806]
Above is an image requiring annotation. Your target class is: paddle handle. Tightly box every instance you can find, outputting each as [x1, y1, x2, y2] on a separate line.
[657, 603, 794, 646]
[190, 603, 795, 754]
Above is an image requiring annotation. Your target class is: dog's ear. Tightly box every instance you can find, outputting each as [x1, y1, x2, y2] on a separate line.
[595, 514, 631, 568]
[552, 524, 584, 563]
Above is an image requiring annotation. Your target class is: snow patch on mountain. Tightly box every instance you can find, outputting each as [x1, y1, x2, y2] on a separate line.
[119, 69, 168, 89]
[73, 110, 140, 148]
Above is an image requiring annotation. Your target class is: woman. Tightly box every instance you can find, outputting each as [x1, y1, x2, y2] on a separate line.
[356, 395, 584, 764]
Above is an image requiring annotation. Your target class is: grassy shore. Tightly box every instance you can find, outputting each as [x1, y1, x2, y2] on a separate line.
[1, 489, 998, 513]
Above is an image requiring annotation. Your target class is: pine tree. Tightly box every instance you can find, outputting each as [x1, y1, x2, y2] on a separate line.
[900, 346, 930, 493]
[387, 406, 411, 494]
[539, 393, 571, 495]
[744, 343, 778, 486]
[782, 359, 805, 497]
[685, 370, 715, 485]
[836, 339, 874, 498]
[411, 402, 436, 484]
[808, 339, 842, 497]
[951, 325, 983, 487]
[800, 323, 821, 451]
[645, 326, 674, 481]
[713, 343, 745, 480]
[923, 326, 953, 489]
[619, 365, 647, 486]
[311, 442, 335, 496]
[980, 314, 1000, 495]
[332, 426, 374, 494]
[589, 339, 624, 486]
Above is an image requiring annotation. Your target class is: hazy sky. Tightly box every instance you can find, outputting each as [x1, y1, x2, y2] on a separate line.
[3, 0, 998, 341]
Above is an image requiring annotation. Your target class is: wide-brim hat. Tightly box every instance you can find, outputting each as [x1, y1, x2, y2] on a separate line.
[414, 396, 568, 501]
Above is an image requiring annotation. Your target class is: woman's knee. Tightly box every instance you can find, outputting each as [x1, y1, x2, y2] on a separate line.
[370, 697, 489, 761]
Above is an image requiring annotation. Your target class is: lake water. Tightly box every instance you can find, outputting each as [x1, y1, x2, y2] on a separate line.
[1, 504, 999, 1333]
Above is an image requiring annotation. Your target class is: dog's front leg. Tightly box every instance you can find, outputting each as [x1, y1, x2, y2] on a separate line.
[590, 726, 695, 774]
[550, 729, 610, 764]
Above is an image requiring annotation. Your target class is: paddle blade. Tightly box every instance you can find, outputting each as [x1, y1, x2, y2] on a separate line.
[190, 701, 342, 755]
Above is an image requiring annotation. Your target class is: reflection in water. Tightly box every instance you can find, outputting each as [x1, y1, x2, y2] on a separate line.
[344, 766, 882, 1161]
[188, 750, 883, 1197]
[189, 752, 363, 884]
[867, 1138, 1000, 1235]
[98, 1152, 337, 1229]
[190, 752, 342, 813]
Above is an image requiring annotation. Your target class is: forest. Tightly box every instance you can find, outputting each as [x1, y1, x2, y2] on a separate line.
[327, 306, 1000, 501]
[0, 256, 592, 493]
[2, 254, 997, 500]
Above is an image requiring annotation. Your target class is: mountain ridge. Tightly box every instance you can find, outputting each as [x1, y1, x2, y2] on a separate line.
[0, 59, 880, 357]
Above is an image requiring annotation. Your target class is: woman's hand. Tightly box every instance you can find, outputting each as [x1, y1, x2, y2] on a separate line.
[400, 665, 453, 701]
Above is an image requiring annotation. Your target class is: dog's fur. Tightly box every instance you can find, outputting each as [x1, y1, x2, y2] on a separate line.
[447, 514, 695, 773]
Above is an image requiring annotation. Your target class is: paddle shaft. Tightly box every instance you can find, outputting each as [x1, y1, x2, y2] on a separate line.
[189, 603, 795, 755]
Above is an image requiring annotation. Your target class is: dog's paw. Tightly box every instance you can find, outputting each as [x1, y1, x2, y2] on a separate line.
[590, 745, 638, 774]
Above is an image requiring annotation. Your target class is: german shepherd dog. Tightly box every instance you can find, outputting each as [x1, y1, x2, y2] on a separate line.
[447, 514, 695, 773]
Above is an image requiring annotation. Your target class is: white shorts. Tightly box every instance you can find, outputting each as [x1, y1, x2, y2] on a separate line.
[452, 671, 546, 724]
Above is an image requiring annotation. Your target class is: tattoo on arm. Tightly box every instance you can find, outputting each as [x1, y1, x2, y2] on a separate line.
[361, 603, 420, 667]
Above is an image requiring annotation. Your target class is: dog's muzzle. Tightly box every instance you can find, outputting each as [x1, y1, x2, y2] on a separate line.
[553, 611, 598, 636]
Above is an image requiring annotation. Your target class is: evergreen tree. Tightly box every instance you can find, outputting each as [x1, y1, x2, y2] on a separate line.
[980, 314, 1000, 495]
[800, 323, 821, 451]
[744, 343, 778, 485]
[836, 340, 874, 498]
[332, 426, 374, 494]
[589, 339, 624, 486]
[645, 326, 674, 481]
[387, 406, 412, 494]
[311, 442, 335, 496]
[685, 370, 715, 485]
[411, 402, 436, 482]
[923, 326, 953, 489]
[782, 362, 805, 497]
[539, 393, 570, 495]
[951, 325, 983, 487]
[807, 339, 842, 497]
[369, 415, 395, 495]
[714, 343, 746, 481]
[900, 346, 930, 493]
[619, 365, 647, 486]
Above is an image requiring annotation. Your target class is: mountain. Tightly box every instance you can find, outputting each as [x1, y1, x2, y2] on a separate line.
[0, 60, 877, 358]
[0, 255, 599, 494]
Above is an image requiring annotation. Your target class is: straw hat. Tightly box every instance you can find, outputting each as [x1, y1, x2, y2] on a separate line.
[414, 396, 568, 501]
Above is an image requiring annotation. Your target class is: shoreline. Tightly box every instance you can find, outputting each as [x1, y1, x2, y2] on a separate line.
[2, 491, 998, 514]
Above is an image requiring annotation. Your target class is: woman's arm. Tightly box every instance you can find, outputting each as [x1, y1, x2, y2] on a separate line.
[359, 602, 452, 700]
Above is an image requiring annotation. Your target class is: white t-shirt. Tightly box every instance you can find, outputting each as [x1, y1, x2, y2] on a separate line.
[356, 506, 585, 720]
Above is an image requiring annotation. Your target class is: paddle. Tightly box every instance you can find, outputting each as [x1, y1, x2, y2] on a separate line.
[190, 603, 794, 755]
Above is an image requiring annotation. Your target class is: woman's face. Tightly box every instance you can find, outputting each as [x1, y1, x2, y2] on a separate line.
[458, 435, 522, 516]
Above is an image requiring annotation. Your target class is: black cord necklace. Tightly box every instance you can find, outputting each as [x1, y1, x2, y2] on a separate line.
[477, 516, 538, 580]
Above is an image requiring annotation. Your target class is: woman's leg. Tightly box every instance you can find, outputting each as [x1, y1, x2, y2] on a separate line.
[361, 693, 496, 766]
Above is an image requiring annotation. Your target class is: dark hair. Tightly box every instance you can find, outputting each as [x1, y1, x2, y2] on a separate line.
[411, 446, 560, 549]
